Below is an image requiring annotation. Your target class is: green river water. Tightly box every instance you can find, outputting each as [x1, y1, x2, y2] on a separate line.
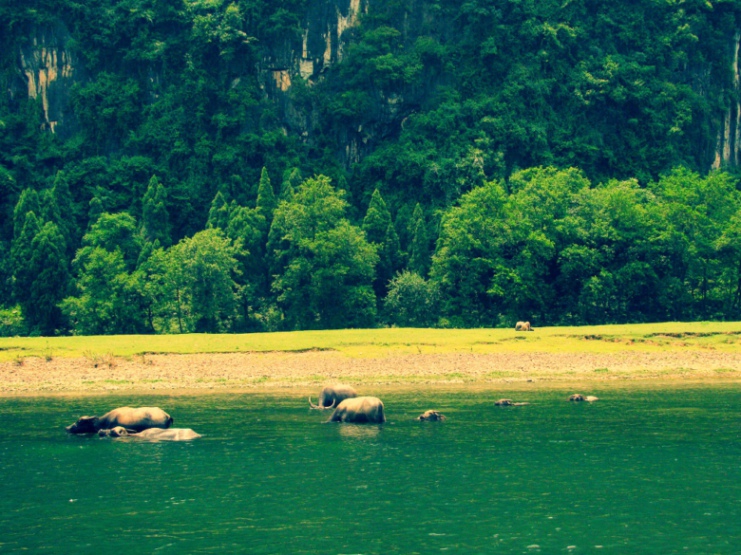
[0, 387, 738, 554]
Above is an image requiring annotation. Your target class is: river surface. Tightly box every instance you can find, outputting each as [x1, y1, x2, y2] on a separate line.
[0, 387, 739, 554]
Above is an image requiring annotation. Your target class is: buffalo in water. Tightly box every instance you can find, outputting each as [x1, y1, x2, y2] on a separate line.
[417, 410, 446, 421]
[309, 384, 357, 409]
[495, 399, 530, 406]
[327, 396, 386, 423]
[569, 394, 599, 402]
[66, 407, 173, 434]
[98, 426, 201, 441]
[515, 321, 533, 331]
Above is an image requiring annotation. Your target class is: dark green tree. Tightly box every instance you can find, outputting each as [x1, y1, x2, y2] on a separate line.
[11, 211, 42, 316]
[408, 203, 430, 277]
[49, 171, 78, 258]
[226, 202, 267, 329]
[87, 196, 104, 228]
[362, 189, 392, 244]
[207, 191, 230, 231]
[280, 168, 302, 200]
[25, 222, 71, 334]
[0, 240, 12, 306]
[363, 188, 399, 297]
[141, 175, 171, 246]
[256, 167, 277, 224]
[12, 189, 40, 242]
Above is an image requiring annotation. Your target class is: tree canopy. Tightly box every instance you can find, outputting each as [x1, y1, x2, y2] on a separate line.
[2, 0, 741, 334]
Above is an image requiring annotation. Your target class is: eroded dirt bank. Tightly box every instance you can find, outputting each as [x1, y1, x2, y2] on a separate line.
[2, 350, 741, 396]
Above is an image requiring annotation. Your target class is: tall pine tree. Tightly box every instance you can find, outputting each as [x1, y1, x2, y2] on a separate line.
[88, 196, 104, 229]
[26, 222, 70, 334]
[207, 191, 230, 230]
[13, 189, 40, 242]
[50, 171, 77, 257]
[409, 203, 431, 277]
[11, 211, 41, 317]
[141, 175, 171, 246]
[280, 168, 302, 200]
[363, 189, 399, 298]
[362, 189, 392, 245]
[256, 167, 276, 224]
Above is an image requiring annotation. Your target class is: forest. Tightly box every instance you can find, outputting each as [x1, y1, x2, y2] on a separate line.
[2, 0, 741, 335]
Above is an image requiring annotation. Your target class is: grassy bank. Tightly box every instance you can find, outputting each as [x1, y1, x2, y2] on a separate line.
[2, 323, 741, 395]
[3, 321, 741, 363]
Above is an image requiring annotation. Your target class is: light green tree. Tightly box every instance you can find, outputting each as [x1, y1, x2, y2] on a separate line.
[162, 228, 242, 333]
[61, 246, 145, 334]
[269, 175, 378, 329]
[383, 270, 440, 327]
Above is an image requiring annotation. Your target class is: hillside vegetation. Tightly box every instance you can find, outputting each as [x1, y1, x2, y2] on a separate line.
[2, 1, 741, 335]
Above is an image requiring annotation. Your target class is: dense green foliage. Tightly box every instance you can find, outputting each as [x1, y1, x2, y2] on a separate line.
[2, 0, 741, 334]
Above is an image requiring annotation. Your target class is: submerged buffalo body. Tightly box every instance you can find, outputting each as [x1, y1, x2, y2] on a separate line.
[495, 398, 530, 407]
[309, 384, 358, 409]
[66, 407, 173, 434]
[569, 394, 599, 402]
[417, 410, 446, 422]
[99, 426, 200, 441]
[327, 396, 386, 424]
[515, 321, 533, 331]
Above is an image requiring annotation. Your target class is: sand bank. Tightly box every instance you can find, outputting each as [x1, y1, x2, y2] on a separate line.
[2, 350, 740, 396]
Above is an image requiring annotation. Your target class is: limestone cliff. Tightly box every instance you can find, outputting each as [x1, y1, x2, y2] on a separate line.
[713, 32, 741, 170]
[7, 0, 741, 173]
[16, 22, 79, 136]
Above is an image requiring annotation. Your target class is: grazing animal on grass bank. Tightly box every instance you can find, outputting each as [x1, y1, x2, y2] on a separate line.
[417, 410, 446, 421]
[66, 407, 172, 434]
[515, 321, 533, 331]
[327, 396, 385, 423]
[309, 384, 358, 409]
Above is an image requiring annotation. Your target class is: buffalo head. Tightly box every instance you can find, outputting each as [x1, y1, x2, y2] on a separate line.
[417, 410, 446, 421]
[66, 416, 100, 434]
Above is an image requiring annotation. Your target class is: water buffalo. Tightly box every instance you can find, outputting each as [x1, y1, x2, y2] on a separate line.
[417, 410, 446, 421]
[99, 426, 201, 441]
[515, 321, 533, 331]
[495, 398, 530, 406]
[327, 396, 385, 423]
[66, 406, 173, 434]
[309, 383, 357, 409]
[569, 394, 599, 402]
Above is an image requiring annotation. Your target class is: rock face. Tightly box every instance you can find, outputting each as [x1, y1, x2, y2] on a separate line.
[713, 32, 741, 170]
[7, 1, 741, 172]
[17, 22, 79, 136]
[257, 0, 370, 161]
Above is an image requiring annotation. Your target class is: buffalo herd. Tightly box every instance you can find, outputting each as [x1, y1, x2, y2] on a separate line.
[68, 320, 562, 438]
[65, 384, 599, 439]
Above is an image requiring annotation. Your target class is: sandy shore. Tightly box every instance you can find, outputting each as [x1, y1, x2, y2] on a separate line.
[1, 350, 741, 396]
